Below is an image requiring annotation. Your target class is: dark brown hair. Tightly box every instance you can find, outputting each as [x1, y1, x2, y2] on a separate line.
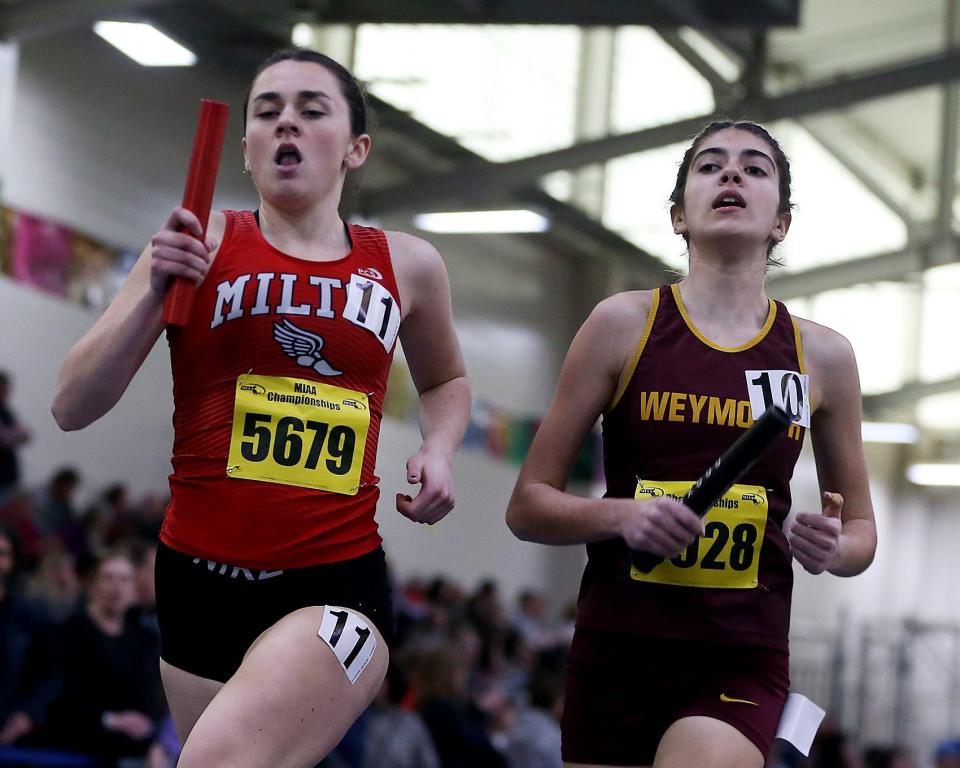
[242, 48, 368, 136]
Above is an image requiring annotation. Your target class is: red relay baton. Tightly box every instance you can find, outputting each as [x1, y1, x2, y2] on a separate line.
[162, 98, 230, 326]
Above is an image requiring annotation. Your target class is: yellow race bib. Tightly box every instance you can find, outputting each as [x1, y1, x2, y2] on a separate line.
[629, 479, 768, 589]
[226, 374, 370, 495]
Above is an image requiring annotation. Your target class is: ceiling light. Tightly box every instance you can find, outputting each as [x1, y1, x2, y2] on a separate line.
[861, 422, 920, 444]
[907, 463, 960, 487]
[292, 23, 315, 47]
[93, 21, 196, 67]
[413, 210, 550, 234]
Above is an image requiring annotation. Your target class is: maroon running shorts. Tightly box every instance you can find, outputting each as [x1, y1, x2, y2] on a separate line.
[561, 628, 790, 765]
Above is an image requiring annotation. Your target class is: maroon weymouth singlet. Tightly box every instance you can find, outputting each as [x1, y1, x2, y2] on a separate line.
[160, 211, 401, 569]
[577, 284, 807, 651]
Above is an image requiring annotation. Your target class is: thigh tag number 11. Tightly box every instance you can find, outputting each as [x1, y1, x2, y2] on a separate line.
[318, 605, 377, 684]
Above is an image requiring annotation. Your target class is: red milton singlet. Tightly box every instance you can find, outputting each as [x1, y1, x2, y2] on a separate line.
[160, 211, 401, 569]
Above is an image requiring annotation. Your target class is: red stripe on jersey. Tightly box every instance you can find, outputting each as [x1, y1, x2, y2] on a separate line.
[160, 211, 400, 568]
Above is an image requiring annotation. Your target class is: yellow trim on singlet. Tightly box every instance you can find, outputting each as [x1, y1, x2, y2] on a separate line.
[671, 283, 776, 353]
[791, 315, 815, 413]
[791, 316, 807, 374]
[607, 289, 660, 414]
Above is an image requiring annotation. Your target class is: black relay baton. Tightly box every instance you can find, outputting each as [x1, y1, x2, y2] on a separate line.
[630, 404, 792, 574]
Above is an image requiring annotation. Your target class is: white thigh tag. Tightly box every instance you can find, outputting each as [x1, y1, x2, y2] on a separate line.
[317, 606, 377, 685]
[775, 692, 826, 756]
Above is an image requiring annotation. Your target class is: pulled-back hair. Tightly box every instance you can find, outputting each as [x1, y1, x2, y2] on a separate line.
[242, 48, 369, 136]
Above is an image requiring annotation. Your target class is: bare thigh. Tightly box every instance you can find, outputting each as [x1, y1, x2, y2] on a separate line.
[159, 658, 225, 744]
[176, 605, 389, 768]
[653, 716, 764, 768]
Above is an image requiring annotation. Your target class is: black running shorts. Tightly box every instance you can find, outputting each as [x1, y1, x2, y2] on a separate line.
[155, 541, 395, 683]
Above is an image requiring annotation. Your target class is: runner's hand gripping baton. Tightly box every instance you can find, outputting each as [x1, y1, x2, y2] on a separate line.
[630, 404, 792, 574]
[162, 99, 230, 326]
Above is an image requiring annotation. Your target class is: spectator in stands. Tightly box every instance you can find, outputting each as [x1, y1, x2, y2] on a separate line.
[510, 590, 553, 648]
[935, 738, 960, 768]
[863, 744, 912, 768]
[43, 551, 163, 764]
[0, 490, 42, 569]
[410, 640, 509, 768]
[0, 521, 59, 746]
[24, 544, 80, 622]
[363, 658, 440, 768]
[129, 538, 158, 633]
[34, 467, 91, 566]
[0, 371, 30, 507]
[504, 649, 565, 768]
[807, 720, 863, 768]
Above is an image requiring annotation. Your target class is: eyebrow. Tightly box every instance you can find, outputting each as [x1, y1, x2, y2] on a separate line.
[252, 90, 333, 104]
[693, 147, 776, 169]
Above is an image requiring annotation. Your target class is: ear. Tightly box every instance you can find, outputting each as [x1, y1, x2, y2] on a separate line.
[241, 137, 249, 173]
[343, 133, 372, 171]
[670, 204, 687, 236]
[770, 211, 792, 243]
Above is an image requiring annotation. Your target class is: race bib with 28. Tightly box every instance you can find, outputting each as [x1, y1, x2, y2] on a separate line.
[629, 479, 768, 589]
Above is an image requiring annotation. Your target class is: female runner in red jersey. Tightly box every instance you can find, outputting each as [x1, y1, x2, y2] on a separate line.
[52, 49, 470, 768]
[506, 121, 877, 768]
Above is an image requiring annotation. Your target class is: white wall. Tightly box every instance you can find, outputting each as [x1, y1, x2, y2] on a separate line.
[0, 42, 18, 193]
[4, 31, 255, 250]
[0, 275, 174, 498]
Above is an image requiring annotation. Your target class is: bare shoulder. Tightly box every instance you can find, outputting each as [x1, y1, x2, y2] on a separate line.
[576, 289, 657, 372]
[793, 315, 857, 370]
[793, 315, 860, 412]
[384, 230, 444, 276]
[585, 289, 656, 340]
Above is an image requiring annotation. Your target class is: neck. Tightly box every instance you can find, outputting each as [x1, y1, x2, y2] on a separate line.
[680, 242, 770, 326]
[258, 186, 350, 257]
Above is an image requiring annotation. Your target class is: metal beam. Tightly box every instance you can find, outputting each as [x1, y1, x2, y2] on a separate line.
[367, 98, 670, 286]
[800, 121, 918, 231]
[764, 241, 949, 300]
[0, 0, 175, 42]
[937, 0, 960, 235]
[863, 374, 960, 414]
[655, 28, 739, 100]
[364, 50, 960, 215]
[297, 0, 800, 26]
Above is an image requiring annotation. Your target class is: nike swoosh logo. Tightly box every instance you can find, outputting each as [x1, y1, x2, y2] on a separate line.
[719, 693, 758, 706]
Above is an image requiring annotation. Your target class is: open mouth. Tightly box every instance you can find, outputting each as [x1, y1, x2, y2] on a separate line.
[712, 192, 746, 210]
[274, 144, 302, 167]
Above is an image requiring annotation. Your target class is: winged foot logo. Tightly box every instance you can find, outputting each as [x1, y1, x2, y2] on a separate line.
[273, 318, 343, 377]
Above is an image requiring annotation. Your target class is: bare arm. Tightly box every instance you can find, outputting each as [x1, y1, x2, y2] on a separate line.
[790, 319, 876, 576]
[390, 231, 470, 524]
[51, 208, 221, 431]
[506, 293, 703, 555]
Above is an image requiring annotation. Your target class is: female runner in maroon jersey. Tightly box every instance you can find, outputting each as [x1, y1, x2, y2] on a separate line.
[506, 121, 876, 768]
[52, 49, 470, 767]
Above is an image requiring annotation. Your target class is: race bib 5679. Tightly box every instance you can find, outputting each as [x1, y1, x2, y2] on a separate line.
[226, 374, 370, 495]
